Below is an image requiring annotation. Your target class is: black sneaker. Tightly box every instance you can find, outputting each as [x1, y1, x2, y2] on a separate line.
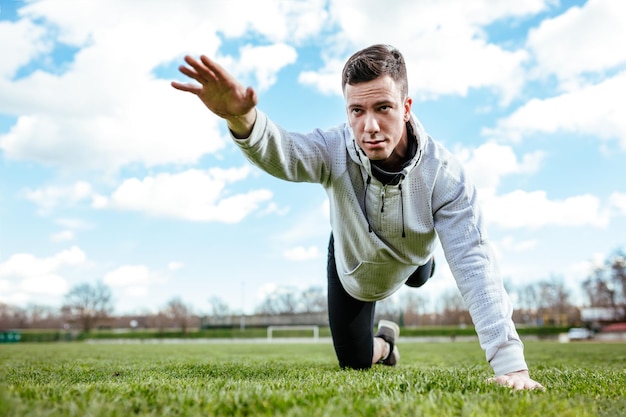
[375, 320, 400, 366]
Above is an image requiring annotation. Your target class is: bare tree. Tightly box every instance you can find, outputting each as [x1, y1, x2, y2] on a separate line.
[0, 303, 27, 329]
[162, 297, 193, 334]
[610, 253, 626, 320]
[583, 251, 626, 320]
[398, 291, 429, 326]
[300, 286, 327, 314]
[62, 281, 114, 332]
[207, 296, 231, 318]
[255, 287, 300, 315]
[518, 283, 540, 311]
[439, 289, 468, 326]
[25, 304, 59, 328]
[374, 296, 402, 323]
[535, 276, 572, 325]
[516, 283, 541, 324]
[582, 267, 616, 307]
[203, 296, 233, 327]
[147, 311, 168, 334]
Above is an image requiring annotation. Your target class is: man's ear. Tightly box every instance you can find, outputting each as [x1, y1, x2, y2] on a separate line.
[404, 97, 413, 122]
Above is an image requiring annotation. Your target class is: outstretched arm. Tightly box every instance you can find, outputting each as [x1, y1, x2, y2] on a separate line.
[171, 55, 258, 138]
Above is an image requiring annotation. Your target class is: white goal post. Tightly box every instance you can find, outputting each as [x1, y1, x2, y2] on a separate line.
[267, 325, 319, 341]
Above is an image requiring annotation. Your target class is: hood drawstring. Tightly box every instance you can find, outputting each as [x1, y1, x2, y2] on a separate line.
[364, 175, 372, 233]
[399, 175, 406, 238]
[353, 139, 408, 238]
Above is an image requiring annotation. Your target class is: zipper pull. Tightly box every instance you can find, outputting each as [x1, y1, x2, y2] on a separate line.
[381, 187, 386, 213]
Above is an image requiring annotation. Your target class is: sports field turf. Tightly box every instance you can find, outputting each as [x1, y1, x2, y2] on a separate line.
[0, 340, 624, 416]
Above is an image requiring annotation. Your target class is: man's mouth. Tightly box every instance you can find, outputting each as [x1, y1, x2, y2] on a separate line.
[364, 137, 385, 145]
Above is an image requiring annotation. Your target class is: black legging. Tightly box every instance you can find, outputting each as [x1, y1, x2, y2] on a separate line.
[327, 234, 434, 369]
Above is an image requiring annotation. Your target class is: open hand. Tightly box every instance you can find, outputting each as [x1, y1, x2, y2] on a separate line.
[171, 55, 257, 135]
[487, 370, 545, 391]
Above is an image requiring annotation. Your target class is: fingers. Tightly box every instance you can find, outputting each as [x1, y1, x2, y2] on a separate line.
[178, 59, 209, 84]
[170, 81, 201, 94]
[170, 55, 219, 94]
[184, 54, 232, 85]
[200, 55, 229, 82]
[486, 375, 545, 391]
[245, 86, 259, 107]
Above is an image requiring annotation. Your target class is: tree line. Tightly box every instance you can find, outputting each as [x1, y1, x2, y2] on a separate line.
[1, 250, 624, 332]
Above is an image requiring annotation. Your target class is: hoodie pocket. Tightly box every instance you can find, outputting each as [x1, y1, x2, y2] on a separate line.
[341, 260, 415, 301]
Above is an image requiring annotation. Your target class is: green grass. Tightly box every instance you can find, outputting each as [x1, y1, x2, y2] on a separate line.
[0, 341, 624, 416]
[14, 325, 571, 343]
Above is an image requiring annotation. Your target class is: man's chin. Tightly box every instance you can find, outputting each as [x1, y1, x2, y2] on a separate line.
[364, 151, 390, 161]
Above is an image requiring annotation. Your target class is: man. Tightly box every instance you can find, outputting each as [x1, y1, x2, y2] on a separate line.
[172, 44, 544, 391]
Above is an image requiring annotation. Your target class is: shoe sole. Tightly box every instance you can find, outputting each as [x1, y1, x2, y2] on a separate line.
[378, 320, 400, 339]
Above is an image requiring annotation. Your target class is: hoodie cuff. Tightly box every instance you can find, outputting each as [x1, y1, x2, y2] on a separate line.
[230, 110, 267, 145]
[489, 340, 528, 376]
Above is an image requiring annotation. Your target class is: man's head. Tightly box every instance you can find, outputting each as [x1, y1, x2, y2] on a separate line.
[342, 44, 408, 99]
[342, 45, 412, 171]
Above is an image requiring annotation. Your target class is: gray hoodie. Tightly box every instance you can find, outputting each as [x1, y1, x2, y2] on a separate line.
[232, 110, 527, 376]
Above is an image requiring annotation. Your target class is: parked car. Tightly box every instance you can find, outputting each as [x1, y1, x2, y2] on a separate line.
[567, 327, 593, 340]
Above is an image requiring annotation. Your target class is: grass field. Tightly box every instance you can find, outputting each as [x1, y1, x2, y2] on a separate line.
[0, 340, 624, 416]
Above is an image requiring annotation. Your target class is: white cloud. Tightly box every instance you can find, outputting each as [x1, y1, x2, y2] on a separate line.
[0, 17, 50, 77]
[610, 192, 626, 215]
[567, 252, 607, 280]
[457, 142, 544, 195]
[103, 265, 152, 287]
[0, 246, 85, 301]
[283, 246, 321, 261]
[0, 279, 11, 293]
[233, 43, 298, 91]
[0, 291, 31, 306]
[299, 58, 346, 95]
[123, 286, 148, 297]
[276, 200, 330, 243]
[256, 282, 278, 302]
[103, 264, 170, 300]
[50, 230, 75, 242]
[241, 0, 329, 42]
[485, 71, 626, 149]
[301, 0, 555, 101]
[168, 262, 184, 271]
[55, 217, 92, 230]
[100, 167, 273, 223]
[23, 181, 93, 213]
[21, 274, 68, 295]
[0, 80, 227, 170]
[0, 246, 86, 279]
[527, 0, 626, 86]
[483, 190, 609, 229]
[497, 236, 539, 253]
[0, 0, 324, 171]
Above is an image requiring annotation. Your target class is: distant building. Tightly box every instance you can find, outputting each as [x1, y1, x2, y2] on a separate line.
[581, 307, 625, 324]
[201, 312, 328, 328]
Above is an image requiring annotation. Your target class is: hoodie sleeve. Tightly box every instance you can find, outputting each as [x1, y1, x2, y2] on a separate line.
[431, 152, 528, 376]
[230, 110, 333, 185]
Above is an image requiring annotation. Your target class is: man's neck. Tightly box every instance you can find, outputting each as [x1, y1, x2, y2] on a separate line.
[370, 122, 418, 184]
[371, 122, 416, 172]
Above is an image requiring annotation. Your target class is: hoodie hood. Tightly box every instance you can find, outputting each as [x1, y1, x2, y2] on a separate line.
[344, 113, 428, 238]
[346, 113, 427, 179]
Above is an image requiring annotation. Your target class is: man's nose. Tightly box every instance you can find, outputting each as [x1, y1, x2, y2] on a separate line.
[364, 114, 379, 133]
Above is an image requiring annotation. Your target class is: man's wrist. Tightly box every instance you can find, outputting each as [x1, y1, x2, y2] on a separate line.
[227, 109, 257, 139]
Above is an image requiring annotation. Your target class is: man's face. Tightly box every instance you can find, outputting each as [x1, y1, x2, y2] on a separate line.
[344, 75, 412, 170]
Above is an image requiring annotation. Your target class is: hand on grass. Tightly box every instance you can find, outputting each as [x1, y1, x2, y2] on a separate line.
[488, 370, 545, 391]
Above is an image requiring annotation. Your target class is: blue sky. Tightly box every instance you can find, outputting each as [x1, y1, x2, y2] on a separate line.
[1, 0, 625, 315]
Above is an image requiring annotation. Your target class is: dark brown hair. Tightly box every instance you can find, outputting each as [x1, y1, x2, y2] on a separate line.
[341, 44, 408, 97]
